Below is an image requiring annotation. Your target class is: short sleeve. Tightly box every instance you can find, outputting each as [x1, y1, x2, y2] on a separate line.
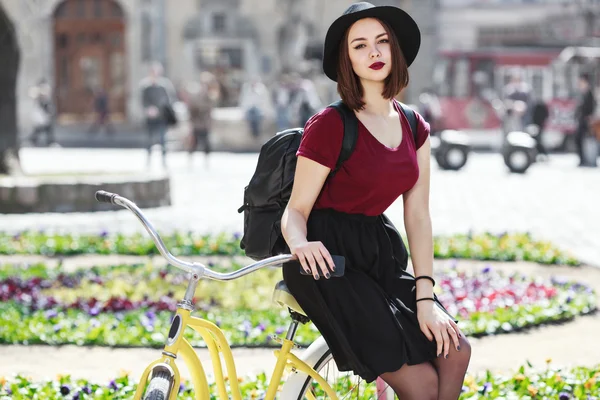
[296, 107, 344, 169]
[414, 110, 431, 150]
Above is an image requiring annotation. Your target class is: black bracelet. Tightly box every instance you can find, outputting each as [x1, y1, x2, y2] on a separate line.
[415, 275, 436, 286]
[416, 297, 435, 303]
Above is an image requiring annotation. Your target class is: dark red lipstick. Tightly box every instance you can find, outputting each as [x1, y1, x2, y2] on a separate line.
[369, 62, 385, 70]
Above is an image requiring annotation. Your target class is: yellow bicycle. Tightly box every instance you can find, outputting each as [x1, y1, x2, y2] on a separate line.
[94, 191, 391, 400]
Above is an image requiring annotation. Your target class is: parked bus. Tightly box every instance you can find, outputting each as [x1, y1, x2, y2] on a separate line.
[428, 47, 581, 150]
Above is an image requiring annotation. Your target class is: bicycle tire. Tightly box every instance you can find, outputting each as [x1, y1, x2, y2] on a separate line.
[143, 370, 173, 400]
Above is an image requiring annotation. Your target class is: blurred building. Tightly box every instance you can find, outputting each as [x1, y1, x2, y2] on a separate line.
[439, 0, 600, 50]
[0, 0, 437, 130]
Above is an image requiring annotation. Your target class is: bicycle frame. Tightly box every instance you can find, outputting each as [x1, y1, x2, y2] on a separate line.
[132, 305, 340, 400]
[93, 191, 339, 399]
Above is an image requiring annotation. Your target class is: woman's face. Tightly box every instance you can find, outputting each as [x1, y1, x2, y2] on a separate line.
[347, 18, 391, 83]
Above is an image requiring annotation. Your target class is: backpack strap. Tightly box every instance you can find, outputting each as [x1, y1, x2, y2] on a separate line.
[395, 100, 418, 145]
[328, 100, 358, 178]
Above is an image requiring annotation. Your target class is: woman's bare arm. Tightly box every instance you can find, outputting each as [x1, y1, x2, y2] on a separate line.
[403, 137, 433, 298]
[281, 156, 336, 278]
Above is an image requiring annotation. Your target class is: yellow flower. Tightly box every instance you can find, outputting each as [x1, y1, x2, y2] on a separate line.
[545, 358, 552, 364]
[584, 378, 596, 390]
[464, 376, 478, 391]
[0, 376, 6, 387]
[210, 243, 219, 251]
[515, 374, 526, 381]
[554, 374, 563, 382]
[195, 239, 205, 248]
[528, 385, 538, 396]
[237, 376, 244, 382]
[224, 376, 229, 382]
[56, 374, 64, 380]
[119, 369, 131, 377]
[251, 389, 259, 399]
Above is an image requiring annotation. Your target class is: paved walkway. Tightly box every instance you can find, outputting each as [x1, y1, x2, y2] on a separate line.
[1, 148, 599, 267]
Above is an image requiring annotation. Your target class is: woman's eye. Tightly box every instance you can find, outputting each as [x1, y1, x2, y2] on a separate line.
[353, 44, 365, 50]
[379, 39, 389, 44]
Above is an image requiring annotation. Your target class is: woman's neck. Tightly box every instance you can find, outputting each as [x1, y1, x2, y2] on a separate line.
[360, 80, 394, 117]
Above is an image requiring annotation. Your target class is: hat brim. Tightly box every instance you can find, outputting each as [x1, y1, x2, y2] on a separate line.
[322, 6, 421, 82]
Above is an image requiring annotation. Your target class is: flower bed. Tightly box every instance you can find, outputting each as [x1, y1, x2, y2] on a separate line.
[0, 231, 579, 265]
[1, 364, 599, 399]
[0, 262, 595, 347]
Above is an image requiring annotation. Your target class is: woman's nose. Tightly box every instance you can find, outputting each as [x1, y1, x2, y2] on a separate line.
[370, 47, 381, 58]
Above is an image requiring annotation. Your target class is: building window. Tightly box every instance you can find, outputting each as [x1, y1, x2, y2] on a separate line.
[212, 13, 226, 33]
[94, 0, 103, 17]
[57, 33, 69, 49]
[220, 47, 242, 68]
[77, 0, 86, 17]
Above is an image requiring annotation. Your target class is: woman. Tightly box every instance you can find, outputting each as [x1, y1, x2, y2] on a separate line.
[281, 3, 471, 399]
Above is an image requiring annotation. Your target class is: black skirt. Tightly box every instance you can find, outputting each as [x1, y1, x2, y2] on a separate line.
[282, 208, 455, 383]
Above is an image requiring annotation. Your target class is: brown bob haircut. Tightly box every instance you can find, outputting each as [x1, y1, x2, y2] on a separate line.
[336, 18, 409, 111]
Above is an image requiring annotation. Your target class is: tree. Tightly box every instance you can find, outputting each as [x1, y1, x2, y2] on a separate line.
[0, 5, 21, 175]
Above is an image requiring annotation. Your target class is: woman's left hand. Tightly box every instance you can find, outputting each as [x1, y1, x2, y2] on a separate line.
[417, 301, 463, 359]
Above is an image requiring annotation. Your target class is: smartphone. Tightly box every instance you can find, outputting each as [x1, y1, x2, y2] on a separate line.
[299, 254, 345, 278]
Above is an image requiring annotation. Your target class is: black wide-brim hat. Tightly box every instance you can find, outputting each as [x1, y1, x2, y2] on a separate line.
[322, 2, 421, 82]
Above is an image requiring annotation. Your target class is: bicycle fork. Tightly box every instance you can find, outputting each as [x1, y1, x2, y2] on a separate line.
[134, 272, 214, 400]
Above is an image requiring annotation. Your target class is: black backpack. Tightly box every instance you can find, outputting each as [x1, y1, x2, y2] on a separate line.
[238, 100, 418, 260]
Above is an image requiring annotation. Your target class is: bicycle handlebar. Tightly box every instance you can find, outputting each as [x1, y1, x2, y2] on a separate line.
[95, 191, 296, 281]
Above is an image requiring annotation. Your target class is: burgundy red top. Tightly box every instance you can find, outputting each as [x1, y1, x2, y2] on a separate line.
[296, 101, 430, 216]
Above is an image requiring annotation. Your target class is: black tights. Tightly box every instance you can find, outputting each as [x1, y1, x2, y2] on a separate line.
[380, 336, 471, 400]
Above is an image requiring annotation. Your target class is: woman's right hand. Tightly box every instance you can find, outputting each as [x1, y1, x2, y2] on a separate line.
[291, 241, 335, 280]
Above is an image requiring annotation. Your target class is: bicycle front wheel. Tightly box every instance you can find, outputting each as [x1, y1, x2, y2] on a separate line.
[143, 369, 173, 400]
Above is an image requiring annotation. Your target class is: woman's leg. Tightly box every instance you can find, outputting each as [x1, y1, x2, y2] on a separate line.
[431, 336, 471, 400]
[380, 362, 438, 400]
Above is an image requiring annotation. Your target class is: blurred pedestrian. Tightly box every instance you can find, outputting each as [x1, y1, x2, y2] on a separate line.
[186, 72, 219, 170]
[88, 88, 114, 135]
[272, 73, 292, 131]
[503, 72, 531, 129]
[418, 89, 442, 134]
[139, 62, 177, 168]
[530, 98, 549, 158]
[28, 79, 56, 146]
[287, 69, 322, 128]
[293, 75, 322, 128]
[574, 73, 597, 167]
[239, 77, 270, 138]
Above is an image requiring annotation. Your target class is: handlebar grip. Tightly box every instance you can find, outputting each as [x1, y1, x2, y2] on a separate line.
[95, 190, 118, 204]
